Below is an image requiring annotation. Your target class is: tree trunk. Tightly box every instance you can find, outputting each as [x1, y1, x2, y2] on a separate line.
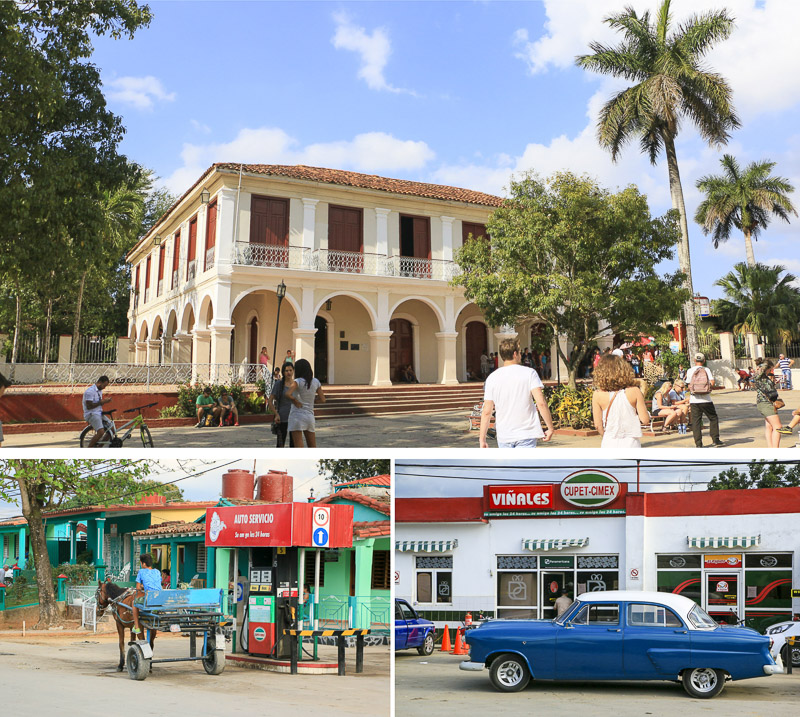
[743, 228, 756, 267]
[70, 270, 87, 364]
[663, 134, 698, 359]
[42, 296, 53, 381]
[10, 286, 22, 380]
[16, 470, 61, 629]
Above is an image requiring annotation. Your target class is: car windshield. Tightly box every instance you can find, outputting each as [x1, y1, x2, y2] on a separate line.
[554, 601, 577, 624]
[688, 604, 717, 629]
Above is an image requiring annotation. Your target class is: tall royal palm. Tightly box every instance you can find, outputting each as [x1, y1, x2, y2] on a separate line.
[576, 0, 739, 357]
[695, 154, 796, 267]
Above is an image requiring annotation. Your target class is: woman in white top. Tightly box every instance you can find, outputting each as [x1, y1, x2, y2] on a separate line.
[652, 381, 684, 431]
[592, 355, 650, 448]
[286, 358, 326, 448]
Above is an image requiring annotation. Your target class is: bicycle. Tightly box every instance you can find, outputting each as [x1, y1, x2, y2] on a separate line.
[79, 402, 157, 448]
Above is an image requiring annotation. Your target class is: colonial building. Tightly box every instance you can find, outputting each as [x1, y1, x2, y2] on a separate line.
[126, 163, 509, 385]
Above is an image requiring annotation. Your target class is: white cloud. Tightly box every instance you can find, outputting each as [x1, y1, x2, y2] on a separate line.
[515, 0, 800, 119]
[190, 119, 212, 134]
[106, 75, 176, 110]
[331, 12, 416, 95]
[165, 127, 434, 192]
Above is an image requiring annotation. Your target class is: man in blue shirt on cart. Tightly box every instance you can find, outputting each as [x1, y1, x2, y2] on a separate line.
[132, 553, 162, 635]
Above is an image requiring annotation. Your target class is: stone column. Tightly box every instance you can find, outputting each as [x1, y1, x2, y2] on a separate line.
[440, 216, 455, 263]
[135, 341, 147, 365]
[192, 329, 212, 384]
[552, 334, 573, 384]
[302, 198, 319, 252]
[116, 336, 129, 364]
[95, 518, 106, 581]
[293, 327, 317, 364]
[210, 324, 234, 383]
[368, 330, 393, 386]
[217, 187, 238, 266]
[58, 335, 72, 363]
[745, 332, 760, 360]
[173, 333, 193, 364]
[719, 332, 735, 365]
[435, 331, 459, 385]
[146, 339, 161, 365]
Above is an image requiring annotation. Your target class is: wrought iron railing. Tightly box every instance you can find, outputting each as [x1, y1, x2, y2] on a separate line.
[311, 249, 387, 275]
[234, 242, 310, 269]
[387, 255, 460, 281]
[205, 246, 215, 271]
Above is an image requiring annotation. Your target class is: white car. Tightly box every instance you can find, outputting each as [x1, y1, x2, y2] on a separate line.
[765, 620, 800, 667]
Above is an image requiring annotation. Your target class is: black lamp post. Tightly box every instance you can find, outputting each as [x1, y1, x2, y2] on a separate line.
[271, 280, 287, 385]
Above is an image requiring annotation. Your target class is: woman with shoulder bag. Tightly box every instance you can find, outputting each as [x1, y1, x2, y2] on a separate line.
[267, 362, 294, 448]
[753, 360, 784, 447]
[286, 358, 326, 448]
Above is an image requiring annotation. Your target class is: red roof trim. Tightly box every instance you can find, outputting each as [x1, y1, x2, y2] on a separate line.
[315, 489, 389, 515]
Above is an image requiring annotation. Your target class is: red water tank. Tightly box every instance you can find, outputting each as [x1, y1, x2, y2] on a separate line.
[221, 470, 255, 501]
[257, 470, 293, 503]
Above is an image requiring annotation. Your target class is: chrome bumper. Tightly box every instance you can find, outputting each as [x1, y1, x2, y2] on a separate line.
[459, 660, 485, 672]
[763, 664, 782, 675]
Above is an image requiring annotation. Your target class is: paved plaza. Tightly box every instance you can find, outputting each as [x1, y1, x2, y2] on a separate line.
[5, 388, 800, 449]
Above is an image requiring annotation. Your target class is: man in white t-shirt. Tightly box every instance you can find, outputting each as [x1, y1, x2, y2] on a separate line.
[685, 353, 723, 448]
[82, 376, 112, 448]
[480, 338, 554, 448]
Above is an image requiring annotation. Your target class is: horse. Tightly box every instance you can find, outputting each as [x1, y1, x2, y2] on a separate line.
[96, 580, 157, 672]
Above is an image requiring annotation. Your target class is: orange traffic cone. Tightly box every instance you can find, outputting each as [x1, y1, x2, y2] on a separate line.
[440, 625, 452, 652]
[452, 627, 469, 655]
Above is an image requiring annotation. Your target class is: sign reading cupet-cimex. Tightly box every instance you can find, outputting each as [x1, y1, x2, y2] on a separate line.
[484, 485, 554, 517]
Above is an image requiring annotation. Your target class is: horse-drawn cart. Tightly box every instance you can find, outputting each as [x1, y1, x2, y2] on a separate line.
[126, 588, 227, 681]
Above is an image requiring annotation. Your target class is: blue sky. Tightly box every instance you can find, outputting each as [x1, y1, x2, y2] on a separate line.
[92, 0, 800, 301]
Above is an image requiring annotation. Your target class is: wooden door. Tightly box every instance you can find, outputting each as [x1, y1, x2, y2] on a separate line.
[389, 319, 413, 381]
[462, 221, 487, 245]
[328, 206, 363, 271]
[248, 318, 258, 364]
[465, 322, 487, 379]
[314, 316, 328, 383]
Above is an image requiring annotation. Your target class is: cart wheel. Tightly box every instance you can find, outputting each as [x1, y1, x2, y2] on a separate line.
[127, 643, 150, 681]
[203, 633, 225, 675]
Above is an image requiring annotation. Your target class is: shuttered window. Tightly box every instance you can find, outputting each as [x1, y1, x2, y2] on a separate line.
[187, 217, 198, 279]
[171, 230, 180, 289]
[250, 195, 289, 246]
[371, 550, 390, 590]
[462, 221, 487, 245]
[204, 200, 217, 270]
[328, 206, 363, 253]
[305, 557, 325, 588]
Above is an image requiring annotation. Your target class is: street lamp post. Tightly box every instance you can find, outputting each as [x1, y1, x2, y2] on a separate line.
[271, 280, 287, 386]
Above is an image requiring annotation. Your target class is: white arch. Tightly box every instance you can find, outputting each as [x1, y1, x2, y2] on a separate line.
[180, 301, 196, 332]
[137, 321, 149, 342]
[165, 309, 178, 337]
[455, 300, 485, 324]
[231, 285, 302, 321]
[313, 291, 377, 330]
[197, 294, 214, 330]
[128, 322, 137, 340]
[389, 295, 445, 332]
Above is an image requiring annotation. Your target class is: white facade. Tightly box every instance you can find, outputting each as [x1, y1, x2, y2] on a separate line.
[126, 164, 507, 386]
[396, 486, 800, 628]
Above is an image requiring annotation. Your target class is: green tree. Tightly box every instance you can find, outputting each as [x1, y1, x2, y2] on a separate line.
[708, 461, 800, 490]
[0, 1, 152, 366]
[455, 172, 687, 388]
[318, 460, 391, 488]
[576, 0, 739, 358]
[0, 460, 166, 628]
[59, 479, 184, 509]
[714, 263, 800, 343]
[695, 155, 796, 267]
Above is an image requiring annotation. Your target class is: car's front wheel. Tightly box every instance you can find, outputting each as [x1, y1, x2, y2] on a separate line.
[681, 667, 726, 698]
[417, 632, 435, 656]
[489, 653, 530, 692]
[782, 643, 800, 668]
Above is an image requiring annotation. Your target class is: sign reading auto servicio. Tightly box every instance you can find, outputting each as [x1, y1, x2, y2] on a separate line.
[487, 485, 553, 512]
[560, 471, 620, 508]
[205, 504, 293, 547]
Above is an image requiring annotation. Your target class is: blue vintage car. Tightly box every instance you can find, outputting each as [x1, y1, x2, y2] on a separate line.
[460, 590, 779, 698]
[395, 598, 436, 656]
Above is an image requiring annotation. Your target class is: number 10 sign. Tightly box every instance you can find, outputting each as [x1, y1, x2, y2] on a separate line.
[312, 507, 330, 548]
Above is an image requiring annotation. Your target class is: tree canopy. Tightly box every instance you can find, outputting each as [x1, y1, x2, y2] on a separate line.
[455, 171, 687, 387]
[695, 154, 796, 267]
[576, 0, 739, 358]
[708, 462, 800, 490]
[714, 263, 800, 343]
[318, 460, 391, 488]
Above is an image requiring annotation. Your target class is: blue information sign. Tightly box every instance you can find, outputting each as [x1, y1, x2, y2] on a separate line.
[313, 527, 329, 547]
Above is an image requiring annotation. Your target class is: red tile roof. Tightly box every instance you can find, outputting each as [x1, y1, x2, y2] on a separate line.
[334, 474, 391, 489]
[43, 501, 217, 519]
[0, 516, 27, 528]
[129, 163, 502, 259]
[353, 521, 391, 539]
[132, 521, 206, 538]
[314, 489, 390, 516]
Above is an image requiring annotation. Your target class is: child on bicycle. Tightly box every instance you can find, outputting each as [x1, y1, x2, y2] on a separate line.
[132, 553, 162, 636]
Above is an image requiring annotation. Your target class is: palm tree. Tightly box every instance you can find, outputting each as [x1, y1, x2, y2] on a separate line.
[714, 263, 800, 344]
[576, 0, 739, 358]
[695, 154, 796, 267]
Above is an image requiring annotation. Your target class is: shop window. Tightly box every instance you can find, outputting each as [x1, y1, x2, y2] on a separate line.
[415, 555, 452, 604]
[371, 550, 390, 590]
[305, 557, 326, 588]
[744, 553, 793, 569]
[656, 569, 701, 604]
[656, 554, 702, 569]
[496, 572, 538, 619]
[576, 571, 619, 595]
[628, 603, 682, 627]
[571, 603, 619, 625]
[744, 569, 792, 608]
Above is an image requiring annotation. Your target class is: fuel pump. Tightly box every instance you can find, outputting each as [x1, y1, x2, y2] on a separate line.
[246, 546, 299, 658]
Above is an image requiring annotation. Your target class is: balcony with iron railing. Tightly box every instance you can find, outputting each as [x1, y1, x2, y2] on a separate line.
[233, 242, 458, 281]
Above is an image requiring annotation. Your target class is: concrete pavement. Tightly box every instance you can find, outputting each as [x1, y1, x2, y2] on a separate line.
[5, 388, 799, 449]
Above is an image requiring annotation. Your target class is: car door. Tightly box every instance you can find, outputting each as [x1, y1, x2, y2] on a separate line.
[623, 602, 691, 678]
[395, 600, 409, 650]
[555, 602, 623, 679]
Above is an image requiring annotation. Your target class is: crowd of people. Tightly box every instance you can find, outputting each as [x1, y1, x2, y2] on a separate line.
[479, 347, 551, 381]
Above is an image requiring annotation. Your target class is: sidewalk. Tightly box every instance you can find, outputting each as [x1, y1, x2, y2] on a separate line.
[5, 389, 799, 448]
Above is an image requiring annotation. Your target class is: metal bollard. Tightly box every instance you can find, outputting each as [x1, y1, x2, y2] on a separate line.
[787, 636, 794, 675]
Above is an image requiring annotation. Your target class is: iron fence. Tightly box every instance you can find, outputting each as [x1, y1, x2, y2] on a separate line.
[74, 335, 117, 363]
[3, 330, 58, 363]
[762, 343, 800, 359]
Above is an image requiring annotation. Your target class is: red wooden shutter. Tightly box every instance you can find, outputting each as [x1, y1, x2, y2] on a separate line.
[158, 245, 165, 281]
[462, 222, 487, 244]
[328, 206, 363, 253]
[135, 264, 140, 292]
[187, 217, 198, 280]
[413, 217, 431, 259]
[250, 196, 288, 246]
[145, 256, 151, 286]
[205, 201, 217, 254]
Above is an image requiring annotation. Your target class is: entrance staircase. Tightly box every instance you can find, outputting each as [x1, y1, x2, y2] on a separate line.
[315, 383, 485, 419]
